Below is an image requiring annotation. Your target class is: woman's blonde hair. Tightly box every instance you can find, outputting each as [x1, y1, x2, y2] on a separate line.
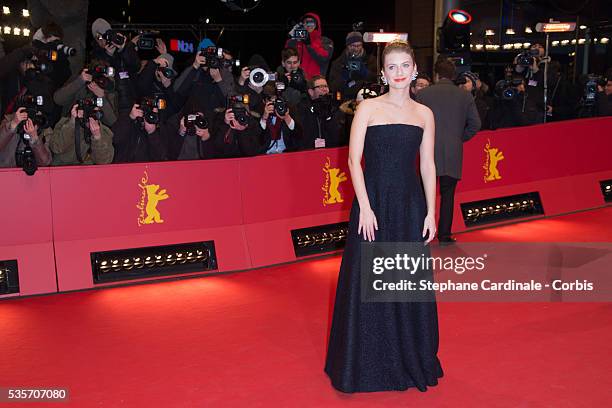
[382, 40, 416, 66]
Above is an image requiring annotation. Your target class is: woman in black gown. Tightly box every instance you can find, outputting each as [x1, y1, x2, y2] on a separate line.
[325, 40, 443, 393]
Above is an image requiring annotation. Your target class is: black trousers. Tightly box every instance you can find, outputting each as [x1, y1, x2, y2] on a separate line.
[438, 175, 459, 239]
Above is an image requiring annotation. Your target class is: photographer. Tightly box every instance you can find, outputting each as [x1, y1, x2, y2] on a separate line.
[135, 49, 181, 121]
[286, 13, 333, 79]
[53, 61, 118, 127]
[259, 82, 300, 154]
[162, 101, 216, 160]
[0, 106, 51, 168]
[31, 22, 73, 90]
[595, 76, 612, 117]
[545, 61, 579, 122]
[293, 75, 346, 150]
[514, 43, 547, 124]
[410, 73, 431, 97]
[172, 45, 228, 112]
[329, 31, 376, 100]
[49, 102, 113, 165]
[210, 96, 262, 158]
[487, 75, 530, 129]
[91, 18, 141, 113]
[111, 102, 166, 163]
[275, 48, 308, 106]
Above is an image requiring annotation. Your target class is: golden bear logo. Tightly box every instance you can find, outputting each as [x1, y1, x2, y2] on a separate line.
[483, 139, 504, 183]
[137, 170, 170, 226]
[322, 157, 348, 206]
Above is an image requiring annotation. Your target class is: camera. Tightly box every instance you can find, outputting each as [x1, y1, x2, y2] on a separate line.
[100, 30, 126, 47]
[16, 95, 48, 129]
[227, 94, 250, 126]
[55, 42, 77, 57]
[140, 96, 167, 125]
[289, 22, 309, 42]
[516, 48, 539, 68]
[77, 97, 105, 121]
[135, 30, 159, 50]
[15, 137, 37, 176]
[249, 68, 277, 88]
[345, 55, 362, 72]
[157, 66, 177, 79]
[359, 83, 384, 100]
[311, 94, 334, 119]
[184, 113, 209, 136]
[88, 63, 115, 91]
[582, 74, 606, 106]
[494, 76, 523, 101]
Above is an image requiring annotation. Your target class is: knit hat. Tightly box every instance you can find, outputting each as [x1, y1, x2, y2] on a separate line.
[346, 31, 363, 46]
[197, 38, 215, 51]
[458, 71, 478, 88]
[158, 53, 174, 69]
[91, 18, 111, 38]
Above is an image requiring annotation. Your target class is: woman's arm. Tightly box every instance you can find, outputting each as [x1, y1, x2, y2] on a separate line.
[348, 99, 377, 241]
[419, 105, 437, 244]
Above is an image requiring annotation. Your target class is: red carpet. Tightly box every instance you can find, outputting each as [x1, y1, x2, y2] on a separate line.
[1, 207, 611, 407]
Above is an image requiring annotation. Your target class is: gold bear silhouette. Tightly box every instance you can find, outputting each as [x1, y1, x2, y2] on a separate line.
[325, 168, 347, 204]
[144, 184, 169, 224]
[486, 148, 504, 181]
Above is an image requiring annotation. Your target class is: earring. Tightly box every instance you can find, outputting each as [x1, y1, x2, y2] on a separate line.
[411, 70, 418, 81]
[381, 75, 388, 86]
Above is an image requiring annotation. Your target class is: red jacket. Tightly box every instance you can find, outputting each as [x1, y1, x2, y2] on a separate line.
[285, 12, 333, 80]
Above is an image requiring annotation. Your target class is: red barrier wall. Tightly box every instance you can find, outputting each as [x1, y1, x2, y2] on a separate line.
[1, 117, 611, 297]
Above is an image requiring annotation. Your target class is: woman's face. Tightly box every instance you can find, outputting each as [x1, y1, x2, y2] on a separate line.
[383, 51, 415, 90]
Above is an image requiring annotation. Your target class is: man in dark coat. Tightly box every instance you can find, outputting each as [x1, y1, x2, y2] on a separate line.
[417, 58, 481, 244]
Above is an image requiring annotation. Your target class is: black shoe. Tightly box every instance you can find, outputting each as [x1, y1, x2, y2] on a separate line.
[438, 236, 457, 246]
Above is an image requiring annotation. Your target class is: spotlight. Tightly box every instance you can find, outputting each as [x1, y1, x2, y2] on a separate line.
[2, 6, 10, 15]
[3, 26, 10, 34]
[525, 27, 533, 34]
[461, 192, 544, 226]
[292, 222, 350, 257]
[601, 38, 610, 44]
[552, 40, 560, 46]
[13, 27, 20, 35]
[92, 242, 217, 284]
[506, 28, 516, 35]
[363, 32, 408, 43]
[579, 25, 587, 30]
[22, 9, 29, 17]
[561, 40, 570, 45]
[438, 9, 472, 52]
[485, 29, 495, 37]
[23, 28, 30, 36]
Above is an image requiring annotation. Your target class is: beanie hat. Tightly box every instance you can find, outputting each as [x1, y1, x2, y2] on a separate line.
[158, 53, 174, 69]
[92, 18, 111, 38]
[459, 71, 478, 88]
[197, 38, 215, 51]
[346, 31, 363, 46]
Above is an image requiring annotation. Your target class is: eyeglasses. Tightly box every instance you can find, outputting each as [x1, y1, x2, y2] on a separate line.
[313, 84, 329, 89]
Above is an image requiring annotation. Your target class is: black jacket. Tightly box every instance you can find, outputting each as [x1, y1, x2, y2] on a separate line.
[111, 112, 166, 163]
[211, 110, 263, 158]
[293, 97, 346, 150]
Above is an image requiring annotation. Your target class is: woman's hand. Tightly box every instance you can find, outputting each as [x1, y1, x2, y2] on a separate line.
[422, 214, 436, 245]
[358, 206, 378, 242]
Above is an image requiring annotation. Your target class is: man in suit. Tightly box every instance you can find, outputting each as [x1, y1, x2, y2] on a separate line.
[416, 58, 481, 245]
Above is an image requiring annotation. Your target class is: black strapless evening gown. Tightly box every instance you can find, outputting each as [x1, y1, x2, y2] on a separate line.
[324, 124, 444, 393]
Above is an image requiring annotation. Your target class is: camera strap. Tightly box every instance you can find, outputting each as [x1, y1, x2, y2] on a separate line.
[74, 121, 91, 163]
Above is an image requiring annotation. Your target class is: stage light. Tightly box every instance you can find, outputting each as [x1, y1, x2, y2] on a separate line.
[579, 25, 587, 30]
[525, 27, 533, 34]
[13, 27, 20, 35]
[485, 29, 495, 37]
[461, 192, 544, 226]
[91, 242, 217, 284]
[523, 42, 531, 48]
[513, 43, 522, 49]
[2, 6, 10, 14]
[439, 9, 472, 52]
[475, 44, 483, 50]
[3, 26, 10, 34]
[600, 180, 612, 202]
[601, 38, 610, 44]
[503, 44, 513, 50]
[506, 28, 516, 35]
[571, 39, 576, 44]
[561, 40, 570, 45]
[448, 9, 471, 24]
[578, 39, 585, 44]
[22, 28, 30, 36]
[292, 223, 349, 257]
[22, 9, 29, 17]
[552, 40, 560, 46]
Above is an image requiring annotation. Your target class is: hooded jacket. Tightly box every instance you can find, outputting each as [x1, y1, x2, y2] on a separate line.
[286, 12, 334, 80]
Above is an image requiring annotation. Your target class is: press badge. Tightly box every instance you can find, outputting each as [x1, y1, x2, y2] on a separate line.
[528, 80, 538, 87]
[119, 71, 130, 80]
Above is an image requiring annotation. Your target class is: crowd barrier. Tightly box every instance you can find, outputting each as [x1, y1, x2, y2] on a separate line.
[1, 117, 611, 297]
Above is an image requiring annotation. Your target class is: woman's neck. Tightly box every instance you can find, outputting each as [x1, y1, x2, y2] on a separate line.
[385, 86, 412, 107]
